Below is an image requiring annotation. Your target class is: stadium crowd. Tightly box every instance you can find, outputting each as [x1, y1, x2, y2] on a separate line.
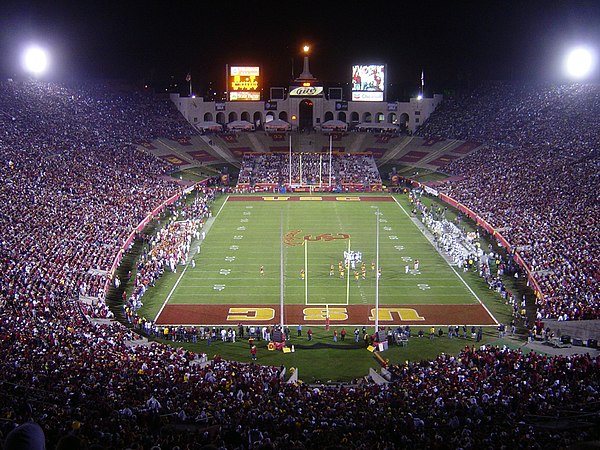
[237, 152, 381, 187]
[126, 217, 201, 312]
[0, 79, 599, 449]
[418, 82, 600, 320]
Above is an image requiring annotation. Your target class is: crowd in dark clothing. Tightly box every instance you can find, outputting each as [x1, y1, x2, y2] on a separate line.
[238, 152, 382, 186]
[0, 80, 599, 449]
[418, 82, 600, 320]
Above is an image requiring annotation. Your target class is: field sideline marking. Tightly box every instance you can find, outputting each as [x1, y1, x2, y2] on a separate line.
[391, 195, 499, 325]
[214, 195, 230, 218]
[154, 265, 190, 322]
[154, 195, 231, 322]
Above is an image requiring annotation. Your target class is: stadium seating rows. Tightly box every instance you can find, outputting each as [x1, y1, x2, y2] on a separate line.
[418, 82, 600, 320]
[0, 80, 598, 448]
[237, 152, 382, 187]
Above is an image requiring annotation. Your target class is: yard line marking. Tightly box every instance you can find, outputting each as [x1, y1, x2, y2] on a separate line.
[359, 283, 368, 304]
[391, 195, 498, 325]
[214, 195, 230, 218]
[172, 292, 477, 299]
[155, 195, 230, 322]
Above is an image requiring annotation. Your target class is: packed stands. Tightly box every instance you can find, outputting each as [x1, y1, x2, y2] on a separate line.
[236, 152, 382, 189]
[0, 80, 194, 316]
[417, 82, 600, 319]
[0, 79, 599, 449]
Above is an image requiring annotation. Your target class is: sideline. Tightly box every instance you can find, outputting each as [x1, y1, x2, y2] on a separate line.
[154, 195, 230, 322]
[391, 195, 499, 325]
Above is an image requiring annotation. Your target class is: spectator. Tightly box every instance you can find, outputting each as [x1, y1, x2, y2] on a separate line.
[418, 82, 600, 320]
[0, 79, 599, 450]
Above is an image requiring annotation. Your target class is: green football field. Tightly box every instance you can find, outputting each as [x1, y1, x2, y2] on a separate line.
[148, 194, 497, 327]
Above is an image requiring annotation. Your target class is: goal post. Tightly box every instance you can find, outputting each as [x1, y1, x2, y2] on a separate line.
[304, 236, 308, 305]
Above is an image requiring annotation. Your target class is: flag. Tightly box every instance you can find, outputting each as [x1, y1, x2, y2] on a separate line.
[186, 73, 191, 82]
[421, 70, 424, 86]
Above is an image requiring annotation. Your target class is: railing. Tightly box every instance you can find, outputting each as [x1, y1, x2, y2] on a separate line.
[103, 179, 209, 295]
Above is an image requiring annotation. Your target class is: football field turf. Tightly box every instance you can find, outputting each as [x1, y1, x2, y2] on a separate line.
[154, 194, 497, 327]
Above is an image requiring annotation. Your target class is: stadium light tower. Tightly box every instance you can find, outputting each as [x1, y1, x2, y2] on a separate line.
[22, 46, 49, 76]
[564, 46, 596, 79]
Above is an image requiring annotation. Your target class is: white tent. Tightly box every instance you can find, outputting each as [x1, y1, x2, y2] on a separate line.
[195, 121, 223, 132]
[356, 122, 398, 131]
[227, 120, 255, 131]
[321, 119, 348, 131]
[264, 119, 291, 132]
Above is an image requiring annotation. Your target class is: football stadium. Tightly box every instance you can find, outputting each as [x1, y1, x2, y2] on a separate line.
[1, 2, 600, 449]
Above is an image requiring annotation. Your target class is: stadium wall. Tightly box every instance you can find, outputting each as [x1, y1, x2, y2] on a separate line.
[170, 93, 442, 133]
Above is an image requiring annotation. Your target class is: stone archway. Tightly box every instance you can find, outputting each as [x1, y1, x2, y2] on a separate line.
[299, 99, 314, 131]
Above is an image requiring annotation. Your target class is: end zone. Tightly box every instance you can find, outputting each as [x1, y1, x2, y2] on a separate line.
[227, 195, 395, 202]
[155, 303, 498, 326]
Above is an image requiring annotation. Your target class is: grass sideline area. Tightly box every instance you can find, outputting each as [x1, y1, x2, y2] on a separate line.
[110, 191, 525, 382]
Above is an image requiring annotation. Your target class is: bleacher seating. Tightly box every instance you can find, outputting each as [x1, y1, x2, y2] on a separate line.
[0, 79, 599, 449]
[417, 82, 600, 320]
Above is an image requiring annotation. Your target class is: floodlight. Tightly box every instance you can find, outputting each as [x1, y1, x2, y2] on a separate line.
[303, 45, 310, 54]
[564, 47, 595, 79]
[22, 46, 48, 75]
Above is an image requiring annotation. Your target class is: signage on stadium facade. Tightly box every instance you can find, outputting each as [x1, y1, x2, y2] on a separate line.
[289, 86, 323, 97]
[229, 91, 261, 101]
[352, 91, 384, 102]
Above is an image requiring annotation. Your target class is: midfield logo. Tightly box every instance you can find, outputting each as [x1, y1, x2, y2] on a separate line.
[283, 229, 351, 246]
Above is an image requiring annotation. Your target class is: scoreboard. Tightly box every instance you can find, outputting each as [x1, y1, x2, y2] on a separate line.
[229, 66, 261, 101]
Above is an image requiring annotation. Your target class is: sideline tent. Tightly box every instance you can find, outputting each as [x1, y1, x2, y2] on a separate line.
[356, 122, 398, 131]
[195, 121, 223, 132]
[321, 119, 348, 131]
[227, 120, 255, 131]
[264, 119, 291, 132]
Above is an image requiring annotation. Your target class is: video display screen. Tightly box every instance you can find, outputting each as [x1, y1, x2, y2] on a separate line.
[351, 64, 385, 101]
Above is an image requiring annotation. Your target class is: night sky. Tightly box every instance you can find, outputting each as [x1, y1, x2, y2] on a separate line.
[1, 0, 599, 98]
